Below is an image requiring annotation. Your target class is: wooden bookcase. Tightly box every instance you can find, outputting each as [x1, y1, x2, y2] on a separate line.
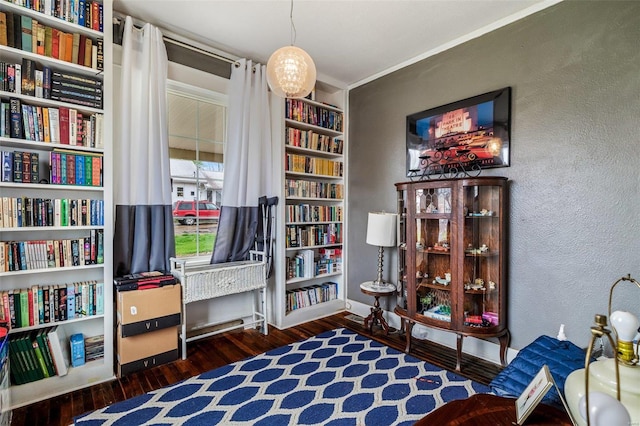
[271, 84, 347, 329]
[394, 177, 509, 370]
[0, 0, 113, 408]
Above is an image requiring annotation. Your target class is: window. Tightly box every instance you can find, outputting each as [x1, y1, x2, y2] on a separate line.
[168, 81, 227, 257]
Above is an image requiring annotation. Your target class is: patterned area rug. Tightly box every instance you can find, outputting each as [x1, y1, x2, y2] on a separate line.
[75, 328, 490, 425]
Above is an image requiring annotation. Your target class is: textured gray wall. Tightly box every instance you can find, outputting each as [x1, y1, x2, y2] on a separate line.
[348, 1, 640, 350]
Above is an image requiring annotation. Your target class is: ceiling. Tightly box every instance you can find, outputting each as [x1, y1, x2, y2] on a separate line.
[113, 0, 559, 89]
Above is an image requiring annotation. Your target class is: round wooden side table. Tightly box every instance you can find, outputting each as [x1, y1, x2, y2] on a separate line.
[360, 281, 396, 335]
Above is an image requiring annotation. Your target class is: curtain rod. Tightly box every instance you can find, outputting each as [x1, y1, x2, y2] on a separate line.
[114, 13, 241, 67]
[162, 36, 240, 67]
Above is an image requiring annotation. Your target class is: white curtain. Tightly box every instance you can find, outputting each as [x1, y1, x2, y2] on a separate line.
[113, 16, 175, 276]
[211, 59, 274, 263]
[223, 59, 273, 206]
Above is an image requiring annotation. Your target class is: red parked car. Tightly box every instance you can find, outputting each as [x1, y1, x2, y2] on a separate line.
[173, 200, 220, 225]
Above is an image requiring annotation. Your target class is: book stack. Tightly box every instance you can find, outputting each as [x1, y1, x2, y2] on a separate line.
[0, 149, 38, 183]
[286, 281, 338, 313]
[51, 70, 103, 109]
[0, 8, 104, 70]
[0, 196, 105, 228]
[1, 0, 104, 31]
[316, 248, 342, 275]
[0, 281, 104, 329]
[285, 204, 343, 222]
[286, 249, 315, 280]
[113, 271, 178, 292]
[284, 179, 344, 200]
[0, 230, 105, 272]
[49, 149, 103, 186]
[285, 99, 344, 132]
[285, 223, 342, 248]
[285, 153, 344, 177]
[0, 149, 104, 187]
[0, 97, 104, 147]
[8, 325, 72, 385]
[285, 127, 343, 154]
[84, 334, 103, 362]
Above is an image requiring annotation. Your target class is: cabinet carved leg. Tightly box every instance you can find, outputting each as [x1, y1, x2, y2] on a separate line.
[456, 334, 464, 371]
[404, 321, 414, 353]
[498, 330, 510, 367]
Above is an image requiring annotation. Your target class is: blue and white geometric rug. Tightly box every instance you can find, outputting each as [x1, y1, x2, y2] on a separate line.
[75, 328, 490, 425]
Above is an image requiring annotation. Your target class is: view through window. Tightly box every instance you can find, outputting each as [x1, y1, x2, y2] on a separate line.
[168, 82, 226, 257]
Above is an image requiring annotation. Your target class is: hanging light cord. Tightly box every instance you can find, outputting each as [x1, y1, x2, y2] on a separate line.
[290, 0, 297, 46]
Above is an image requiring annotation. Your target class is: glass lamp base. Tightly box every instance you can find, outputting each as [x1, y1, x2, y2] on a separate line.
[565, 358, 639, 425]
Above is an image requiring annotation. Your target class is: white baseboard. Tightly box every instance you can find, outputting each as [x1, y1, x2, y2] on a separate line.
[346, 298, 519, 365]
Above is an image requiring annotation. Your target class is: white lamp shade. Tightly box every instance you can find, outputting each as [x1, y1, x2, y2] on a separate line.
[366, 212, 397, 247]
[266, 45, 316, 98]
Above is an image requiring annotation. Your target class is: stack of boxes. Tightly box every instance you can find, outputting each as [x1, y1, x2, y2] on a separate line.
[116, 284, 181, 376]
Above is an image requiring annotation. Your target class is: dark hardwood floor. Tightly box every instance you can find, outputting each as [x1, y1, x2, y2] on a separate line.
[11, 312, 503, 426]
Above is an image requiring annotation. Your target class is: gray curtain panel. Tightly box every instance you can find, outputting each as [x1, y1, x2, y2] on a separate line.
[210, 59, 274, 265]
[114, 205, 175, 276]
[210, 205, 258, 264]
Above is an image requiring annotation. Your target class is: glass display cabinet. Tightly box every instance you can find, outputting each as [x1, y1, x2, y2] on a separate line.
[394, 177, 509, 371]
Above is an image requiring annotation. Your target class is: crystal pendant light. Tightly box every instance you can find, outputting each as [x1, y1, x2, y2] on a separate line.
[266, 0, 316, 98]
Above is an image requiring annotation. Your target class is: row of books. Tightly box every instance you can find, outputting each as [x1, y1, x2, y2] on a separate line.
[285, 204, 343, 223]
[0, 196, 104, 228]
[286, 281, 338, 313]
[1, 281, 103, 330]
[83, 333, 103, 362]
[9, 326, 69, 385]
[286, 250, 342, 280]
[1, 149, 38, 183]
[285, 127, 343, 154]
[2, 0, 104, 31]
[317, 248, 342, 275]
[285, 178, 344, 200]
[0, 230, 105, 272]
[0, 57, 104, 105]
[285, 99, 343, 132]
[1, 96, 104, 146]
[285, 153, 344, 177]
[0, 149, 103, 186]
[49, 149, 102, 185]
[288, 249, 314, 279]
[286, 223, 342, 249]
[0, 9, 104, 70]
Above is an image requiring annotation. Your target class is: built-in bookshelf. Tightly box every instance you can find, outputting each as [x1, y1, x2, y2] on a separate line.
[0, 0, 113, 409]
[271, 85, 347, 329]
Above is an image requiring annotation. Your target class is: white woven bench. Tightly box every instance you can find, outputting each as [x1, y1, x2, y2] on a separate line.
[170, 251, 268, 359]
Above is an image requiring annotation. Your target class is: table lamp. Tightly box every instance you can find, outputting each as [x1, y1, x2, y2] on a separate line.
[366, 212, 397, 288]
[564, 274, 639, 426]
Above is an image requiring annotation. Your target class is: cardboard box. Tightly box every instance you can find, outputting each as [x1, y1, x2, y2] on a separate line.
[117, 284, 181, 337]
[117, 325, 178, 375]
[117, 349, 179, 376]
